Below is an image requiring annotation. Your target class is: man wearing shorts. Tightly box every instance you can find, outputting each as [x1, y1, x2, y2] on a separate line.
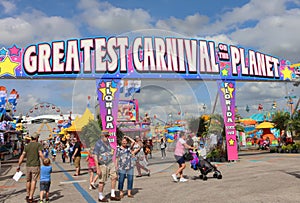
[72, 137, 81, 176]
[172, 132, 195, 183]
[93, 131, 121, 202]
[17, 132, 44, 203]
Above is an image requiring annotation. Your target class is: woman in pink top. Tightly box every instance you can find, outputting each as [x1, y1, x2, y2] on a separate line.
[86, 147, 98, 190]
[172, 132, 195, 183]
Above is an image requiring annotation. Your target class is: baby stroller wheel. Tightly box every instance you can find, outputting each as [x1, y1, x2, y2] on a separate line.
[217, 174, 222, 179]
[199, 174, 203, 179]
[213, 173, 218, 178]
[203, 175, 208, 181]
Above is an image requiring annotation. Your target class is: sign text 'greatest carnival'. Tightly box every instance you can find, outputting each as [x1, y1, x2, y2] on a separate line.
[23, 36, 283, 80]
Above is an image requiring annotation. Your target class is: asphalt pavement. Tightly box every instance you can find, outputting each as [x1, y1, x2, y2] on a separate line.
[1, 150, 300, 203]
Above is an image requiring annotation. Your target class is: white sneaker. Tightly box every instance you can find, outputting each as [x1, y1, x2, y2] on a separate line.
[90, 182, 96, 189]
[179, 178, 188, 182]
[89, 185, 92, 190]
[172, 174, 178, 182]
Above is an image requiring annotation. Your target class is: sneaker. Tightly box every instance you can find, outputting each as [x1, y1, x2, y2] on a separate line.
[39, 200, 44, 203]
[89, 185, 93, 190]
[179, 178, 188, 182]
[45, 200, 49, 203]
[98, 197, 108, 202]
[172, 174, 178, 182]
[90, 182, 96, 189]
[110, 196, 121, 201]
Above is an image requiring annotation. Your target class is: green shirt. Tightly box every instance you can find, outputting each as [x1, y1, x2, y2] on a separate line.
[25, 142, 43, 167]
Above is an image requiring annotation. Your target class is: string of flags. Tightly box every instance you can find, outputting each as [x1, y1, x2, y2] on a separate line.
[0, 86, 19, 118]
[120, 80, 141, 97]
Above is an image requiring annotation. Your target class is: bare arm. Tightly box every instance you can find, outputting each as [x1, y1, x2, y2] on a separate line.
[17, 151, 26, 171]
[72, 148, 78, 159]
[93, 154, 102, 176]
[124, 136, 135, 148]
[183, 143, 194, 150]
[39, 150, 45, 160]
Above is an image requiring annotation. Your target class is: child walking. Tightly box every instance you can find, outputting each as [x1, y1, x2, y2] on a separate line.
[40, 158, 52, 203]
[86, 147, 98, 190]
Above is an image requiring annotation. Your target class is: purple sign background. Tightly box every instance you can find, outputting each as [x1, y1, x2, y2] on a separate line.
[96, 79, 120, 149]
[218, 80, 238, 160]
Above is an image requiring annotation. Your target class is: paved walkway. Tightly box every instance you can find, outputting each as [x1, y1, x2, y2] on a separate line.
[1, 150, 300, 203]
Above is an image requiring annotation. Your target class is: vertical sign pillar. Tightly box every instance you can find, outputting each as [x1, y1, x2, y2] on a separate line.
[96, 79, 120, 150]
[218, 80, 238, 161]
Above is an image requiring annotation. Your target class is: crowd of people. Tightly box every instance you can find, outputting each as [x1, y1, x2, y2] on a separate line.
[16, 130, 202, 202]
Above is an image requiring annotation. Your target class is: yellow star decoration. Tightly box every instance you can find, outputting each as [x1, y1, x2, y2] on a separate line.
[228, 138, 235, 146]
[221, 68, 229, 76]
[109, 86, 117, 97]
[99, 87, 107, 100]
[220, 85, 234, 98]
[281, 66, 293, 80]
[0, 56, 19, 77]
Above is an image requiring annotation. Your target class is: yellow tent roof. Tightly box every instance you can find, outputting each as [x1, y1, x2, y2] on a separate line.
[255, 122, 274, 129]
[67, 108, 94, 132]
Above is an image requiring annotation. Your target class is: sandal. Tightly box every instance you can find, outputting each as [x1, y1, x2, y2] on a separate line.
[128, 194, 134, 198]
[27, 198, 34, 203]
[136, 175, 142, 178]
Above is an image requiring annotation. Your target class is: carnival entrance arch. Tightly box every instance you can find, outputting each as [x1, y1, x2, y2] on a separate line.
[1, 35, 298, 160]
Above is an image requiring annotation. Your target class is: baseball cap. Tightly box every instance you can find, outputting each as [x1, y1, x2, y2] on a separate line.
[101, 131, 109, 136]
[31, 132, 40, 139]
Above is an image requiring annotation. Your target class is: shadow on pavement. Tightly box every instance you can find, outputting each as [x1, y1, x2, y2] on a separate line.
[285, 171, 300, 179]
[0, 188, 26, 202]
[49, 189, 64, 201]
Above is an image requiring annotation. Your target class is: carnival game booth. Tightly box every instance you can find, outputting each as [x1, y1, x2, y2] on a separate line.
[118, 122, 150, 139]
[117, 99, 152, 139]
[255, 122, 279, 147]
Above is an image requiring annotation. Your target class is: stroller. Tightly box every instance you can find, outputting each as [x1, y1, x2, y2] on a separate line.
[189, 150, 222, 181]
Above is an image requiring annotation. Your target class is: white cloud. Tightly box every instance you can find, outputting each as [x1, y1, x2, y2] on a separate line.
[78, 0, 152, 34]
[156, 13, 209, 36]
[230, 8, 300, 61]
[236, 82, 300, 115]
[0, 0, 16, 14]
[0, 10, 80, 47]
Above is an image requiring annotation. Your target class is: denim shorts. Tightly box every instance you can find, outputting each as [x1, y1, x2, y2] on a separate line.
[174, 155, 185, 165]
[40, 181, 51, 192]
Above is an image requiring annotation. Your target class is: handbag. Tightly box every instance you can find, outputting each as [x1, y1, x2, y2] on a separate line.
[184, 151, 193, 161]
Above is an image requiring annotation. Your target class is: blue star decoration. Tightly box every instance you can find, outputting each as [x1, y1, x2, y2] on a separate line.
[0, 47, 8, 56]
[111, 80, 118, 88]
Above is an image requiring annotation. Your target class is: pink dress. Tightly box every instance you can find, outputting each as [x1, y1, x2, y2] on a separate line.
[87, 154, 96, 168]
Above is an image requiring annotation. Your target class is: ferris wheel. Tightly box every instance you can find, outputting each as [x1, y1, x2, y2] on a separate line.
[25, 102, 63, 117]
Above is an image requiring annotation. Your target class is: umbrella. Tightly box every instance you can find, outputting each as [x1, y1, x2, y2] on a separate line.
[255, 122, 275, 142]
[167, 126, 184, 132]
[255, 122, 274, 129]
[239, 118, 257, 125]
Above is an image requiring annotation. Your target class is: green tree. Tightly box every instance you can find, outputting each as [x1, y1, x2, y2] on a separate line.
[188, 117, 200, 133]
[197, 115, 210, 137]
[235, 124, 245, 132]
[272, 111, 291, 132]
[289, 110, 300, 137]
[207, 114, 224, 134]
[80, 120, 102, 148]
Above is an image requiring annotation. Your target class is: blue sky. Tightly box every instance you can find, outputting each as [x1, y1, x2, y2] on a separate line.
[0, 0, 299, 120]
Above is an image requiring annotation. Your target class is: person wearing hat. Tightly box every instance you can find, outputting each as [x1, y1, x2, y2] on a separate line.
[17, 132, 44, 203]
[93, 131, 121, 202]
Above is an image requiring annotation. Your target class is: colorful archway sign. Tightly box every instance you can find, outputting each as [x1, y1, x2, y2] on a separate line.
[1, 36, 299, 160]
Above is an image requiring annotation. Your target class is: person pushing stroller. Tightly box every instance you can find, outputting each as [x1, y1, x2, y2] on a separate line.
[189, 141, 222, 181]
